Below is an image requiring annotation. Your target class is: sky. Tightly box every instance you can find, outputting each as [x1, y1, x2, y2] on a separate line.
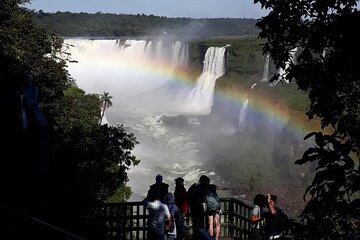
[24, 0, 268, 19]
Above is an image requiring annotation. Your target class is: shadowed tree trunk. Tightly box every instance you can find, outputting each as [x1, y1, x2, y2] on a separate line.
[99, 92, 113, 124]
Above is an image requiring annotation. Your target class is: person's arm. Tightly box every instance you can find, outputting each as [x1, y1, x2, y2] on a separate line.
[250, 207, 262, 223]
[251, 213, 262, 223]
[215, 185, 238, 190]
[164, 204, 171, 219]
[267, 194, 276, 215]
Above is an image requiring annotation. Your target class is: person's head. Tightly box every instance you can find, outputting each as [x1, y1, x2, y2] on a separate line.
[155, 174, 163, 183]
[269, 194, 277, 204]
[164, 192, 175, 204]
[174, 177, 184, 186]
[199, 175, 210, 186]
[253, 194, 266, 207]
[267, 193, 277, 207]
[270, 194, 277, 202]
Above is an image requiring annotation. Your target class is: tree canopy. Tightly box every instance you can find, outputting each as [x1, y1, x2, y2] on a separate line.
[1, 0, 140, 237]
[255, 0, 360, 238]
[30, 11, 259, 38]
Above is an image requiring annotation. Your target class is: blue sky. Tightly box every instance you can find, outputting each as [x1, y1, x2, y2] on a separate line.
[24, 0, 267, 19]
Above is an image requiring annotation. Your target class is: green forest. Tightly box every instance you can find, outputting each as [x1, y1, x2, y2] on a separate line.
[31, 11, 259, 37]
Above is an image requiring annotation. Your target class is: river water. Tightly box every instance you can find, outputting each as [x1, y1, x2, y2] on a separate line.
[64, 38, 233, 200]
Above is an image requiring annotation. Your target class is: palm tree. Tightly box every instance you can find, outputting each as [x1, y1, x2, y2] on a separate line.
[99, 92, 113, 124]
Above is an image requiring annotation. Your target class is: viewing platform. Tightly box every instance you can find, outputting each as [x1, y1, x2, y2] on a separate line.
[81, 197, 301, 240]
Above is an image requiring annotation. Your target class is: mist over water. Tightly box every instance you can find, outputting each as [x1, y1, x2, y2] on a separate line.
[64, 38, 228, 199]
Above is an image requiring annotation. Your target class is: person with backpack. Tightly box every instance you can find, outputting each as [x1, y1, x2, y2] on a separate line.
[201, 175, 236, 240]
[205, 183, 221, 240]
[204, 175, 236, 240]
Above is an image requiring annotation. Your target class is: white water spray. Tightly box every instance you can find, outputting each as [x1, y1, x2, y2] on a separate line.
[238, 99, 249, 129]
[272, 47, 298, 86]
[183, 46, 227, 115]
[262, 54, 270, 82]
[63, 38, 225, 199]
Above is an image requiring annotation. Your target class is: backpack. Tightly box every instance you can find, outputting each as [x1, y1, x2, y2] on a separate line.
[165, 205, 175, 233]
[205, 187, 220, 211]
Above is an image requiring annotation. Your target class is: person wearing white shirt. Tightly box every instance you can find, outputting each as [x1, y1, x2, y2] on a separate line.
[145, 190, 171, 240]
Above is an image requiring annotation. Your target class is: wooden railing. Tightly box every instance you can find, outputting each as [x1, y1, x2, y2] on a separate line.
[81, 198, 255, 240]
[221, 198, 253, 239]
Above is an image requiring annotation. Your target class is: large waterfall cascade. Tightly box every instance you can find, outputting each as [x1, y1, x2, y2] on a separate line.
[64, 39, 230, 199]
[64, 39, 189, 99]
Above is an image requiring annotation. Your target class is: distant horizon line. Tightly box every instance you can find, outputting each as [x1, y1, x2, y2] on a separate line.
[29, 9, 260, 20]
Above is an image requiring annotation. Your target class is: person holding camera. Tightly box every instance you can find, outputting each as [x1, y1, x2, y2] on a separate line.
[262, 194, 283, 240]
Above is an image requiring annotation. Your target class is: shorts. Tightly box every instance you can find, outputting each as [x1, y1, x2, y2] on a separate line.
[206, 209, 222, 216]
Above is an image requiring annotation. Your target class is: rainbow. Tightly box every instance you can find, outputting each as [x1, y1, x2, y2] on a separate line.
[122, 58, 321, 136]
[67, 39, 320, 136]
[215, 85, 320, 135]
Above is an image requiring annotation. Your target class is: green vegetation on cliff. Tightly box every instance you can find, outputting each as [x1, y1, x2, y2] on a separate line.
[189, 37, 310, 112]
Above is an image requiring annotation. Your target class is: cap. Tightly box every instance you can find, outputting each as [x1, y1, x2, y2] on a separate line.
[174, 177, 184, 182]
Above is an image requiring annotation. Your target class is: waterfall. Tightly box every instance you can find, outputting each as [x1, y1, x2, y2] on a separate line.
[144, 41, 152, 61]
[271, 47, 297, 86]
[121, 39, 147, 57]
[262, 54, 270, 82]
[64, 39, 189, 106]
[238, 99, 249, 129]
[179, 44, 189, 68]
[171, 41, 182, 69]
[155, 41, 163, 62]
[183, 46, 226, 115]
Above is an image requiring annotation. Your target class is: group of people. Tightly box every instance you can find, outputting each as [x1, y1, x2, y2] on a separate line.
[143, 174, 188, 240]
[250, 193, 290, 240]
[143, 174, 234, 240]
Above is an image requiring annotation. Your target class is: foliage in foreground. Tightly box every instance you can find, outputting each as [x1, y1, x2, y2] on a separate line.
[256, 0, 360, 238]
[1, 0, 140, 236]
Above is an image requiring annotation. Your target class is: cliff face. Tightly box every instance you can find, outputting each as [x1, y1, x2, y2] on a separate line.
[188, 37, 317, 215]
